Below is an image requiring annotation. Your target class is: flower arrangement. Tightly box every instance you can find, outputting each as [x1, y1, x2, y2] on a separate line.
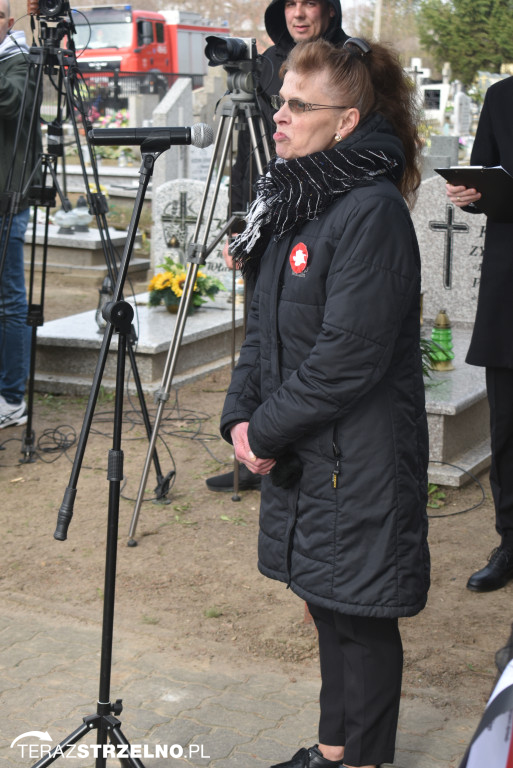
[98, 109, 130, 128]
[148, 257, 224, 313]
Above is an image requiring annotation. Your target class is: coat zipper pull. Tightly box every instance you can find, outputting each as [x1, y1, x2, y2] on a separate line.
[332, 441, 341, 489]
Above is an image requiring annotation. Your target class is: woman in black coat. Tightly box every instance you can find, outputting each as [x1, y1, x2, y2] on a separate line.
[221, 38, 430, 768]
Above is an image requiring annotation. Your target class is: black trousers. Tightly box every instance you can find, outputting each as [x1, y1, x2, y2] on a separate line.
[486, 367, 513, 547]
[307, 603, 403, 767]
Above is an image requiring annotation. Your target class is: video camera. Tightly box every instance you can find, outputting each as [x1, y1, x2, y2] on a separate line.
[204, 35, 262, 100]
[27, 0, 74, 50]
[204, 36, 258, 66]
[28, 0, 71, 19]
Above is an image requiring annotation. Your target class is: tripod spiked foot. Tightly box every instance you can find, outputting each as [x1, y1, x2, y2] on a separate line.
[31, 709, 146, 768]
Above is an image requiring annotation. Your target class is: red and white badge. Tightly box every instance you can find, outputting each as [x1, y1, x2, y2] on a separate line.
[289, 242, 309, 274]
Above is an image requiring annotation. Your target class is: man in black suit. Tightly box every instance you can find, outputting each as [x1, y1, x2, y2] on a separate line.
[446, 75, 513, 592]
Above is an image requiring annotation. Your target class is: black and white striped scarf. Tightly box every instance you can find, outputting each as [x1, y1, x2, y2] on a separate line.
[231, 141, 400, 280]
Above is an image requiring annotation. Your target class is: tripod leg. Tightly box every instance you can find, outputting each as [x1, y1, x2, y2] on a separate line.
[30, 719, 92, 767]
[21, 190, 52, 462]
[127, 338, 174, 504]
[108, 724, 146, 768]
[127, 113, 240, 541]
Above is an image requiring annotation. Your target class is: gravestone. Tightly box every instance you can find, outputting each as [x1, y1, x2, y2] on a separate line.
[152, 78, 194, 194]
[420, 82, 451, 126]
[35, 292, 244, 396]
[422, 135, 459, 180]
[430, 136, 459, 167]
[151, 178, 232, 288]
[412, 174, 490, 486]
[453, 90, 472, 137]
[24, 222, 148, 283]
[414, 174, 485, 326]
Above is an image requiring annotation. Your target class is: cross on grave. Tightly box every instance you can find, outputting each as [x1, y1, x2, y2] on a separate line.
[409, 64, 421, 86]
[429, 204, 469, 289]
[152, 179, 231, 284]
[161, 191, 199, 267]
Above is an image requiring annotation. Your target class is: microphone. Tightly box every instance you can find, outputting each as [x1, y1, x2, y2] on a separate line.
[87, 123, 214, 150]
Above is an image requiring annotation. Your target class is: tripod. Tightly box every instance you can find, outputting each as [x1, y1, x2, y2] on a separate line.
[33, 138, 177, 768]
[0, 12, 172, 501]
[127, 79, 271, 544]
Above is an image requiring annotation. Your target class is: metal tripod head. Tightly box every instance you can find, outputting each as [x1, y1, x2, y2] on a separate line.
[28, 0, 77, 70]
[206, 35, 272, 178]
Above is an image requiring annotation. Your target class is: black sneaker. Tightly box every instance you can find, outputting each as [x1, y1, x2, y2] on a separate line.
[270, 745, 345, 768]
[467, 545, 513, 592]
[205, 463, 261, 493]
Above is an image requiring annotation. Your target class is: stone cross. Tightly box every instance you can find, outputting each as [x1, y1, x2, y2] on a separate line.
[429, 204, 469, 289]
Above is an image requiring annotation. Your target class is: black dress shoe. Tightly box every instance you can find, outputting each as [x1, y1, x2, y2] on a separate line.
[270, 745, 344, 768]
[467, 546, 513, 592]
[205, 463, 261, 493]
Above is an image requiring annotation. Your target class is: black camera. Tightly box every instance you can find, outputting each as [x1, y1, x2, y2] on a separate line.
[32, 0, 70, 19]
[204, 35, 262, 99]
[205, 35, 258, 67]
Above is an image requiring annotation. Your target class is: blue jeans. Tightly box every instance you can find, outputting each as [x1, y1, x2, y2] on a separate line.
[0, 208, 31, 404]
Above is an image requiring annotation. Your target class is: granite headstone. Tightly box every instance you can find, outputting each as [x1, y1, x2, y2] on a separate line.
[412, 173, 490, 486]
[453, 90, 472, 136]
[422, 135, 460, 180]
[412, 174, 486, 327]
[151, 178, 232, 286]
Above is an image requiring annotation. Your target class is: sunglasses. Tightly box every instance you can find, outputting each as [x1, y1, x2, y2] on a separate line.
[270, 95, 351, 114]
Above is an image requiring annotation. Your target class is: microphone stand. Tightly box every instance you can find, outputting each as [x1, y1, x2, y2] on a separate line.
[34, 141, 168, 768]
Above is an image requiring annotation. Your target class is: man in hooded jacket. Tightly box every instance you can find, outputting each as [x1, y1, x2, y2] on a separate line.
[0, 0, 41, 429]
[207, 0, 348, 493]
[230, 0, 349, 214]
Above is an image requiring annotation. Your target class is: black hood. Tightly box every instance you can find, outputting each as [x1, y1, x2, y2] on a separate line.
[264, 0, 347, 53]
[344, 112, 406, 179]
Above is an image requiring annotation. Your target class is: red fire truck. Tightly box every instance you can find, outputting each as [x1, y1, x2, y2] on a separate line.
[72, 6, 229, 96]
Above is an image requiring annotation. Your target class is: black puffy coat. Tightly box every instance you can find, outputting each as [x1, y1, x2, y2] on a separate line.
[221, 116, 430, 619]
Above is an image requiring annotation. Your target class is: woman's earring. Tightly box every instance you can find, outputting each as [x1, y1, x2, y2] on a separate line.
[334, 133, 342, 142]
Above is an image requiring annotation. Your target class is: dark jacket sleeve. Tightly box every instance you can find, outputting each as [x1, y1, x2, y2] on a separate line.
[246, 194, 420, 458]
[0, 53, 30, 119]
[462, 90, 500, 215]
[0, 52, 42, 200]
[470, 90, 499, 168]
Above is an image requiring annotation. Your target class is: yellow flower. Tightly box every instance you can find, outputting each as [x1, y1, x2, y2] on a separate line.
[158, 273, 172, 289]
[149, 271, 173, 292]
[148, 275, 159, 291]
[171, 273, 186, 298]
